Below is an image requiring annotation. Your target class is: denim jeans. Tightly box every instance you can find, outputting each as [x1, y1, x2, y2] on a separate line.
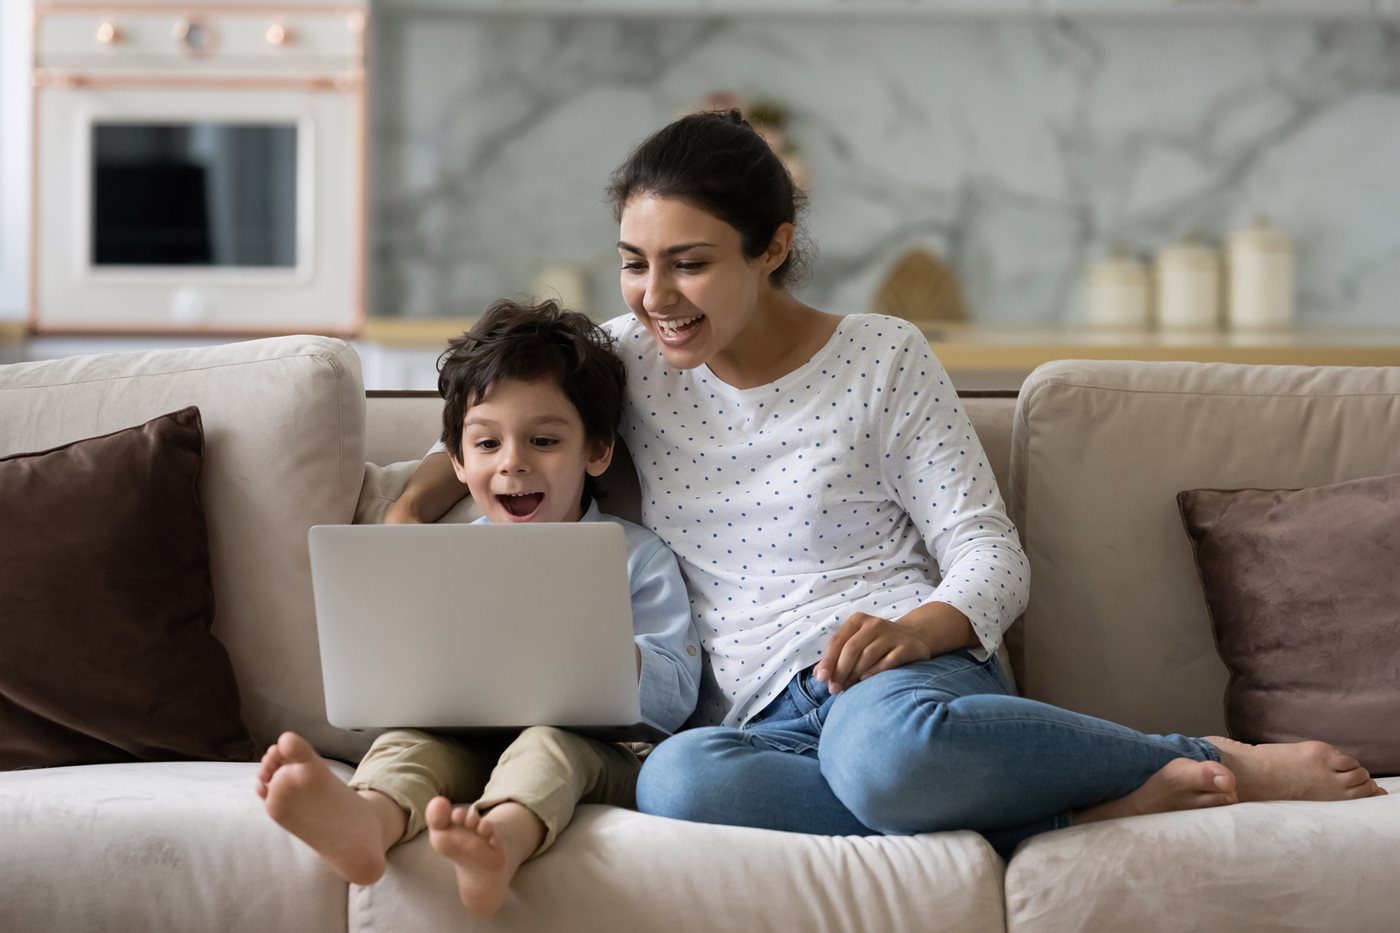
[635, 649, 1220, 858]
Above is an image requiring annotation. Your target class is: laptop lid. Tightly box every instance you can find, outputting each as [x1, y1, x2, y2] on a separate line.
[308, 522, 643, 732]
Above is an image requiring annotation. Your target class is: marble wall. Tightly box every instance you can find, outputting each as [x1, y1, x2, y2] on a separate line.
[370, 14, 1400, 327]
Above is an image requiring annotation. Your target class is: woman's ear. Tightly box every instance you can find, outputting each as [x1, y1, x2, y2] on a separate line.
[761, 222, 796, 276]
[586, 437, 615, 477]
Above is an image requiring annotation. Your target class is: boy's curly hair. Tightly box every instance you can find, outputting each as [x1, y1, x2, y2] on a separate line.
[437, 299, 626, 477]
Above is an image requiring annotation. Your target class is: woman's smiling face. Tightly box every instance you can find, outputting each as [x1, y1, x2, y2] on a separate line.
[618, 194, 784, 372]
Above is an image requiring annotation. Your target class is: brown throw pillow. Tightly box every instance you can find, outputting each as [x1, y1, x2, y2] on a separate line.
[0, 407, 255, 769]
[1178, 474, 1400, 776]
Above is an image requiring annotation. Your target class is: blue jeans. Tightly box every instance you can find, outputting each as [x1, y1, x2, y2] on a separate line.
[635, 650, 1220, 858]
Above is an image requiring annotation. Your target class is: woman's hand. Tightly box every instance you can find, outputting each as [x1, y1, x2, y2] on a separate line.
[813, 602, 979, 694]
[813, 613, 932, 695]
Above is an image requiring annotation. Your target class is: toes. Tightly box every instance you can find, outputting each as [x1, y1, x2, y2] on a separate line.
[425, 796, 453, 830]
[460, 805, 479, 832]
[277, 731, 315, 762]
[1201, 761, 1236, 793]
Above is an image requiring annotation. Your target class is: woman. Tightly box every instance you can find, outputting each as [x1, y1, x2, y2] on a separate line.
[394, 110, 1383, 857]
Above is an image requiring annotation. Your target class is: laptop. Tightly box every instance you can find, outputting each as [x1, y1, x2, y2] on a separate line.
[308, 522, 668, 742]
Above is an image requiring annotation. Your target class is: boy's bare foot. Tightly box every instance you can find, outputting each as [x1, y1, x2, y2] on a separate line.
[256, 731, 402, 886]
[1204, 736, 1387, 802]
[1074, 758, 1238, 825]
[426, 797, 544, 916]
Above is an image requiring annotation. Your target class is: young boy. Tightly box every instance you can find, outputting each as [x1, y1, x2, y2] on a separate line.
[256, 299, 700, 915]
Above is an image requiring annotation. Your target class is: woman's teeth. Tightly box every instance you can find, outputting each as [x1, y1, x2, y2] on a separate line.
[657, 315, 703, 337]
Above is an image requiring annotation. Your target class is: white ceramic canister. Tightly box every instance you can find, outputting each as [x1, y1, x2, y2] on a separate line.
[1155, 235, 1221, 332]
[1227, 216, 1295, 331]
[1083, 247, 1150, 330]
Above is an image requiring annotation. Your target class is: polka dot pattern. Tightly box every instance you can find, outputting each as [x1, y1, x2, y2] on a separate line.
[603, 313, 1030, 728]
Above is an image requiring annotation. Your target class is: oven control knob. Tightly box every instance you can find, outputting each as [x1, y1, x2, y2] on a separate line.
[173, 17, 219, 57]
[266, 24, 293, 46]
[96, 21, 122, 45]
[172, 287, 212, 325]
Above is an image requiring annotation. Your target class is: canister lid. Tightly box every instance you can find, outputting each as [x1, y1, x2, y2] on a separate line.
[1229, 215, 1294, 255]
[1088, 245, 1148, 284]
[1157, 234, 1220, 270]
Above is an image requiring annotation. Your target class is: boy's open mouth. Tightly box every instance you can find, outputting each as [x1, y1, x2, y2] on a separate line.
[498, 492, 544, 518]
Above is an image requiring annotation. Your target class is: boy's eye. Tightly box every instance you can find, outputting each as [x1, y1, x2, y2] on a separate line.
[532, 437, 559, 447]
[474, 439, 499, 450]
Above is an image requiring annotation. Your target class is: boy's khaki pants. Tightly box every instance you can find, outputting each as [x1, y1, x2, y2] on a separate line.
[347, 726, 646, 857]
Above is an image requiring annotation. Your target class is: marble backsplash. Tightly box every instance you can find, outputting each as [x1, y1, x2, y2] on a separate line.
[370, 14, 1400, 328]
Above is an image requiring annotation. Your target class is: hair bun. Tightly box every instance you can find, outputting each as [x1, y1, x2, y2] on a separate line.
[722, 108, 745, 126]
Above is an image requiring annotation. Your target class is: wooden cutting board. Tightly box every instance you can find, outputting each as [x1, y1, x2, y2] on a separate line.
[872, 248, 968, 322]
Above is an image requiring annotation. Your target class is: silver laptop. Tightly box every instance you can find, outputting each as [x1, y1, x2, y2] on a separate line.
[308, 522, 666, 741]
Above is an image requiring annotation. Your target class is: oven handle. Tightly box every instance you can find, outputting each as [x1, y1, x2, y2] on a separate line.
[34, 70, 361, 92]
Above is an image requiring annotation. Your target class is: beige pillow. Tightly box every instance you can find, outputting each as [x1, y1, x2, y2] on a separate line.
[355, 460, 481, 525]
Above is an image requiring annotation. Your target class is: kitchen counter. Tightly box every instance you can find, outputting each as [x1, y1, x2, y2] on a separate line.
[365, 316, 1400, 364]
[918, 324, 1400, 370]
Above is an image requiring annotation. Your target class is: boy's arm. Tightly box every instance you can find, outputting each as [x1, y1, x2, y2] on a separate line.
[630, 540, 701, 733]
[384, 450, 471, 524]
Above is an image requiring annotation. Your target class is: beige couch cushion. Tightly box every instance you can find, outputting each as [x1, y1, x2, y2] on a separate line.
[1009, 360, 1400, 737]
[0, 337, 370, 761]
[352, 808, 1007, 933]
[1004, 775, 1400, 933]
[0, 761, 353, 933]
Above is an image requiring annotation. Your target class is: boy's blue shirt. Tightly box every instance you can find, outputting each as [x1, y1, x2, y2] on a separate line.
[471, 501, 700, 733]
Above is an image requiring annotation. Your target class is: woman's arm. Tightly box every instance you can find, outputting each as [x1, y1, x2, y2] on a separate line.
[383, 451, 470, 524]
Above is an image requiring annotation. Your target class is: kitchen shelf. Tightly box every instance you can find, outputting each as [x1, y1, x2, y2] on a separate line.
[376, 0, 1394, 18]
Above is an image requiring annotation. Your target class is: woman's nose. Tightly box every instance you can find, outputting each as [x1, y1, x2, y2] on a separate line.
[642, 271, 676, 314]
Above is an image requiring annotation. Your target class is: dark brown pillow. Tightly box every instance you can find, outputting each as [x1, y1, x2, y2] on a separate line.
[0, 407, 255, 769]
[1178, 474, 1400, 776]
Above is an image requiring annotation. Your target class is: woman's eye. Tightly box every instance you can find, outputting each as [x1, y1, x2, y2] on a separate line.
[676, 261, 707, 272]
[621, 261, 646, 273]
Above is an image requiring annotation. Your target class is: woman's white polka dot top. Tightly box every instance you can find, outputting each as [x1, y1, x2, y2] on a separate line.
[604, 313, 1030, 728]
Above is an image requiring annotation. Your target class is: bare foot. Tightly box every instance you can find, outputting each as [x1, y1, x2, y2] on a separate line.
[426, 797, 543, 916]
[1074, 758, 1238, 825]
[1204, 736, 1387, 803]
[256, 731, 401, 885]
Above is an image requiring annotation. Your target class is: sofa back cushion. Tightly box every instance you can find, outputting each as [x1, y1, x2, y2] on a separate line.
[0, 337, 372, 762]
[364, 392, 1019, 529]
[1009, 360, 1400, 737]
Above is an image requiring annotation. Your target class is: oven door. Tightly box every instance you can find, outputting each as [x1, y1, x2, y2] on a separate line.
[33, 81, 361, 335]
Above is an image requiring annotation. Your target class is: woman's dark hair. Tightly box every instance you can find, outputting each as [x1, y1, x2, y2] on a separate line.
[607, 109, 808, 288]
[437, 300, 625, 501]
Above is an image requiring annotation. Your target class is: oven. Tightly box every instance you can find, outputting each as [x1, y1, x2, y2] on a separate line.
[31, 2, 367, 336]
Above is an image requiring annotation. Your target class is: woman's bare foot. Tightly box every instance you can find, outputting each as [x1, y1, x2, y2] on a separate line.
[256, 732, 405, 885]
[426, 797, 544, 916]
[1074, 758, 1238, 825]
[1204, 736, 1387, 803]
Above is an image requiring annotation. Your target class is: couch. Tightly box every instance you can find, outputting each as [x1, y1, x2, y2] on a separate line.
[1, 335, 1396, 933]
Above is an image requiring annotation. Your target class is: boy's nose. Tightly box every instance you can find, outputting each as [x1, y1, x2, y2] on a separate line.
[498, 444, 530, 474]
